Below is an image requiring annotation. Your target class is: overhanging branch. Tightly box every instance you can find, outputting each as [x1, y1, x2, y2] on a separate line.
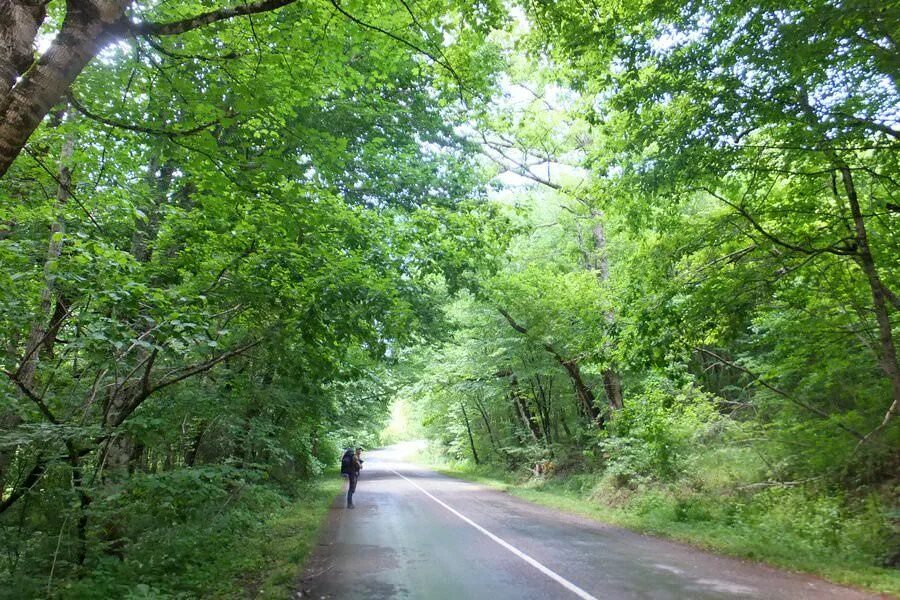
[68, 92, 231, 138]
[694, 347, 866, 440]
[148, 340, 261, 396]
[133, 0, 300, 36]
[2, 369, 59, 424]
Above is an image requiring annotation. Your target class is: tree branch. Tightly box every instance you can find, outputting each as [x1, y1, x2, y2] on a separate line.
[695, 186, 858, 257]
[133, 0, 300, 36]
[694, 347, 866, 440]
[0, 457, 46, 515]
[2, 369, 58, 424]
[326, 0, 466, 98]
[141, 35, 242, 62]
[21, 146, 103, 231]
[68, 92, 231, 138]
[480, 132, 567, 191]
[148, 340, 261, 396]
[141, 348, 158, 396]
[498, 307, 529, 335]
[835, 112, 900, 141]
[498, 308, 603, 424]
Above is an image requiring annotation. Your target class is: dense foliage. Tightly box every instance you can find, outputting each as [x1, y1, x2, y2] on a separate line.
[1, 0, 898, 595]
[0, 0, 506, 596]
[402, 0, 899, 587]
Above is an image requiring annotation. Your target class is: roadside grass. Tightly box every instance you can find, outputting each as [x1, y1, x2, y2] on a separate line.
[207, 474, 342, 599]
[40, 473, 343, 599]
[416, 455, 899, 597]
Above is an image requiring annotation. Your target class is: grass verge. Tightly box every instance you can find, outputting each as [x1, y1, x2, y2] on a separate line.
[419, 458, 899, 597]
[207, 474, 342, 599]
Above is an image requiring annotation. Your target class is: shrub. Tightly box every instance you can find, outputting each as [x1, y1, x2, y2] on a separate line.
[600, 379, 719, 484]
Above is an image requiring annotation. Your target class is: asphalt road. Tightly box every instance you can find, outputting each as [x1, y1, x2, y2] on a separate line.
[298, 444, 879, 599]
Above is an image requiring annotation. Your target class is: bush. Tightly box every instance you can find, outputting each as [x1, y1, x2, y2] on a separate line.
[600, 379, 719, 484]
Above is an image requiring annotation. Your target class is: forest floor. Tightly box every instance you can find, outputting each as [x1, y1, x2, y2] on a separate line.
[414, 456, 899, 597]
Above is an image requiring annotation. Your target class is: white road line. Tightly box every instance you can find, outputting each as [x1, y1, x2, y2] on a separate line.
[391, 469, 600, 600]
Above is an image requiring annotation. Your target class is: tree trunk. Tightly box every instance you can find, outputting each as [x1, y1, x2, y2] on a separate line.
[0, 412, 20, 496]
[559, 358, 602, 425]
[797, 93, 899, 437]
[100, 392, 136, 480]
[0, 2, 128, 178]
[510, 373, 541, 442]
[18, 130, 74, 386]
[0, 0, 310, 178]
[558, 408, 571, 439]
[0, 0, 48, 99]
[529, 375, 553, 447]
[499, 307, 604, 426]
[67, 446, 91, 566]
[603, 369, 624, 410]
[472, 395, 499, 453]
[460, 402, 479, 464]
[121, 153, 172, 472]
[1, 129, 73, 498]
[588, 214, 625, 411]
[131, 155, 173, 262]
[185, 421, 207, 467]
[834, 160, 900, 435]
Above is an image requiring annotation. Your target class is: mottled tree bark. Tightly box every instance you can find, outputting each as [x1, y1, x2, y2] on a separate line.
[0, 0, 48, 98]
[0, 0, 303, 178]
[0, 0, 128, 177]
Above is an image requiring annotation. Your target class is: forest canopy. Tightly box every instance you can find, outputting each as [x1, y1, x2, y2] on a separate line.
[1, 0, 898, 596]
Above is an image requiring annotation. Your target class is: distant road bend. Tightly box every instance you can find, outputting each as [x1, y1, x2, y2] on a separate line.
[299, 445, 877, 599]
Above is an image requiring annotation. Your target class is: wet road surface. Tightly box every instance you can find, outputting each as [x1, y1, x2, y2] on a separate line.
[298, 445, 880, 599]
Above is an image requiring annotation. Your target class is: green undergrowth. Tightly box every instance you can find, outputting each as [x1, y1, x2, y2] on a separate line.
[209, 475, 343, 599]
[417, 454, 899, 597]
[25, 473, 343, 599]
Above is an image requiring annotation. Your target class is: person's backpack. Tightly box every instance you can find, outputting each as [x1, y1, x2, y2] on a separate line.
[340, 449, 354, 475]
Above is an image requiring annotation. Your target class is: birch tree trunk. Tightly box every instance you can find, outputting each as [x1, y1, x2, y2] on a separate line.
[0, 129, 74, 496]
[18, 132, 74, 386]
[0, 0, 129, 177]
[0, 0, 304, 178]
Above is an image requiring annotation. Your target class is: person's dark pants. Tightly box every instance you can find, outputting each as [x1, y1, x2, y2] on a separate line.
[347, 472, 359, 507]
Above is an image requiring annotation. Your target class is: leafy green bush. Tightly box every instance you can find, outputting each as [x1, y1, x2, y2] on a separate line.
[601, 379, 719, 484]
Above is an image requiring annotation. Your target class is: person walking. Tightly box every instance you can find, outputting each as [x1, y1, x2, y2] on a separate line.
[342, 447, 363, 508]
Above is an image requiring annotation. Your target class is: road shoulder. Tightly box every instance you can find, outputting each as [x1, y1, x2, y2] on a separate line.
[423, 461, 899, 598]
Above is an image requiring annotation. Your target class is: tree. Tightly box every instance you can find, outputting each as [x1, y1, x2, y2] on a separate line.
[0, 0, 502, 178]
[526, 0, 900, 444]
[0, 0, 509, 591]
[475, 61, 626, 417]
